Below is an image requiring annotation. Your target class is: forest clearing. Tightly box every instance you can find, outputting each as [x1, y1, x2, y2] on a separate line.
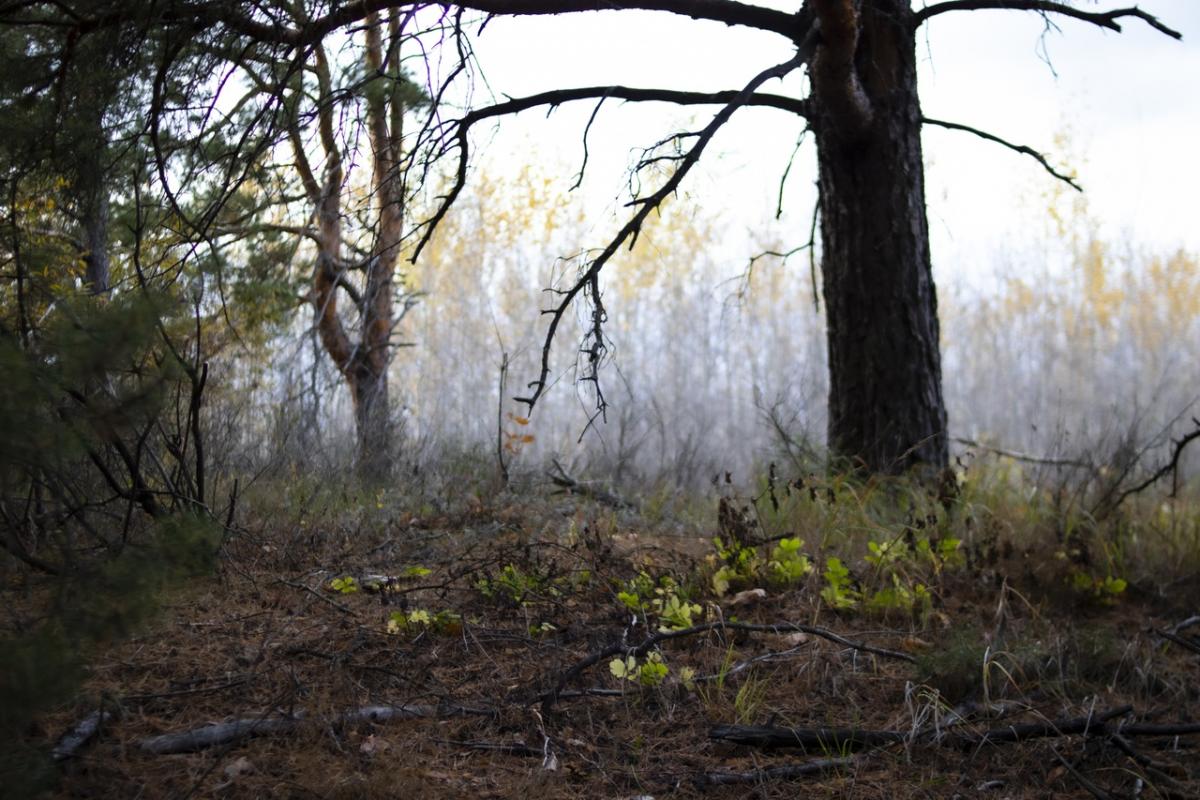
[2, 1, 1199, 798]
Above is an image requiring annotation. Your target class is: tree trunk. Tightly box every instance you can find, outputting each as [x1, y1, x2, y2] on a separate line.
[351, 360, 391, 482]
[809, 0, 948, 474]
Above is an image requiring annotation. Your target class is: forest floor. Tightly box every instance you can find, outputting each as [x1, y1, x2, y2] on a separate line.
[29, 474, 1200, 799]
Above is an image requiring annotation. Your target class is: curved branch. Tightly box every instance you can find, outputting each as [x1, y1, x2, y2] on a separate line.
[913, 1, 1182, 39]
[507, 53, 806, 412]
[922, 116, 1081, 191]
[191, 0, 805, 46]
[472, 85, 808, 119]
[412, 83, 807, 262]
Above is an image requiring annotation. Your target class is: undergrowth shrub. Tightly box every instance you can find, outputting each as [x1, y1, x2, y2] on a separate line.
[0, 293, 223, 791]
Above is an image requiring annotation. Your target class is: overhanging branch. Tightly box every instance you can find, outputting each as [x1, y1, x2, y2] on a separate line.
[913, 1, 1182, 39]
[922, 116, 1081, 191]
[182, 0, 804, 47]
[507, 53, 807, 413]
[413, 84, 807, 261]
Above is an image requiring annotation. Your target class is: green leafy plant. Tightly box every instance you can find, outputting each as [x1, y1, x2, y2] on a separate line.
[768, 536, 812, 585]
[866, 537, 908, 569]
[617, 572, 701, 631]
[710, 536, 761, 596]
[617, 571, 657, 612]
[864, 574, 932, 616]
[609, 651, 670, 687]
[529, 621, 558, 636]
[821, 557, 860, 609]
[1069, 571, 1127, 604]
[330, 576, 360, 594]
[654, 592, 702, 632]
[386, 608, 461, 635]
[476, 563, 557, 605]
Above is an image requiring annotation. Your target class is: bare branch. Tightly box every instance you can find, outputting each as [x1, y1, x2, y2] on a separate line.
[517, 56, 805, 412]
[913, 1, 1182, 39]
[189, 0, 805, 47]
[413, 84, 807, 262]
[1109, 417, 1200, 509]
[923, 116, 1081, 191]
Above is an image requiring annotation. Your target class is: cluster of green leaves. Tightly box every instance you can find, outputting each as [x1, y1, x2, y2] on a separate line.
[609, 651, 696, 689]
[386, 608, 461, 635]
[617, 572, 702, 631]
[1069, 571, 1127, 604]
[330, 576, 360, 594]
[819, 532, 961, 617]
[710, 536, 812, 596]
[476, 563, 560, 606]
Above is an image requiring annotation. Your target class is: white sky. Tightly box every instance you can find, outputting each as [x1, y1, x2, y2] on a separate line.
[452, 0, 1200, 289]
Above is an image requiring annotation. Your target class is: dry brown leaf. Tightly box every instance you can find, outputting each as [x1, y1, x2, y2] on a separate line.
[729, 588, 767, 606]
[901, 636, 933, 652]
[222, 756, 254, 781]
[360, 734, 390, 755]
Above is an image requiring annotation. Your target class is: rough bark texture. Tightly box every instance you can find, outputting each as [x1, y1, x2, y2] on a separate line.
[299, 19, 406, 482]
[809, 0, 948, 474]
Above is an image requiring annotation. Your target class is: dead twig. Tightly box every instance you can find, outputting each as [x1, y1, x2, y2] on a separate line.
[1152, 628, 1200, 657]
[277, 578, 356, 616]
[548, 459, 637, 512]
[710, 724, 904, 751]
[1051, 745, 1115, 800]
[1105, 418, 1200, 513]
[693, 756, 859, 786]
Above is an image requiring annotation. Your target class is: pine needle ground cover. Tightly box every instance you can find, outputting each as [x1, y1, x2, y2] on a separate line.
[13, 464, 1199, 799]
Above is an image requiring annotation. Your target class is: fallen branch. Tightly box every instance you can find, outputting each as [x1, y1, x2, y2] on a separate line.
[52, 710, 113, 761]
[693, 756, 858, 786]
[953, 437, 1091, 469]
[277, 578, 356, 616]
[548, 459, 637, 512]
[1051, 745, 1115, 800]
[434, 738, 542, 757]
[140, 702, 494, 755]
[1152, 628, 1200, 657]
[962, 706, 1133, 746]
[710, 723, 904, 751]
[1118, 722, 1200, 737]
[543, 620, 914, 712]
[709, 706, 1168, 753]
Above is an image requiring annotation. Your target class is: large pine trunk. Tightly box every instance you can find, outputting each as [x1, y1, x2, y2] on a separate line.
[351, 362, 391, 482]
[810, 0, 948, 474]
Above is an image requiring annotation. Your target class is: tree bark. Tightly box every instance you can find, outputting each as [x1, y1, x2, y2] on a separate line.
[809, 0, 948, 474]
[296, 18, 408, 483]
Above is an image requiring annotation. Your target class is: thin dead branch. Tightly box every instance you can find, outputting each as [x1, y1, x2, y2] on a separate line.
[924, 117, 1081, 190]
[140, 702, 495, 754]
[548, 459, 636, 511]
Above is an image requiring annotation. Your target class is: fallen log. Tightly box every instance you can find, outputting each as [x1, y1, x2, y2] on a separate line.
[140, 703, 494, 755]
